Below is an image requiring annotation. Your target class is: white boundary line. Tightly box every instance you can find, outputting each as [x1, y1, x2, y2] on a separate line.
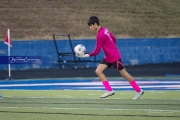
[2, 96, 180, 100]
[0, 106, 180, 113]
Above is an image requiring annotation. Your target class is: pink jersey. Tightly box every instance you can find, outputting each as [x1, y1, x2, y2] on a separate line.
[89, 27, 121, 63]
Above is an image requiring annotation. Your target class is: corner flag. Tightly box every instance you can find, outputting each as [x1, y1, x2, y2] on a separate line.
[4, 29, 12, 47]
[4, 29, 12, 80]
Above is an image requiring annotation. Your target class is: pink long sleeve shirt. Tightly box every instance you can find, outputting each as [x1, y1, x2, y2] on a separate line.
[89, 27, 121, 63]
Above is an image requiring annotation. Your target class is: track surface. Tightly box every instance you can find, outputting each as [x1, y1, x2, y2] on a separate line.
[0, 63, 180, 80]
[0, 78, 180, 90]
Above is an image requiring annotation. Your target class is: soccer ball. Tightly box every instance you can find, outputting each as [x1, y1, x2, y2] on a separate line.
[74, 44, 86, 56]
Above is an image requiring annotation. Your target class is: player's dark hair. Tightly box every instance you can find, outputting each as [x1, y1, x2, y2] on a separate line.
[87, 16, 100, 26]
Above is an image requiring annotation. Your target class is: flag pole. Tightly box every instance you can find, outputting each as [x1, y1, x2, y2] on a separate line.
[4, 28, 12, 80]
[7, 29, 12, 80]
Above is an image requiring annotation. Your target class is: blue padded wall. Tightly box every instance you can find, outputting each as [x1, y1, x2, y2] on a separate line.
[0, 38, 179, 70]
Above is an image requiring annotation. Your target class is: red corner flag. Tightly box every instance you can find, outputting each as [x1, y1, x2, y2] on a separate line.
[4, 29, 12, 47]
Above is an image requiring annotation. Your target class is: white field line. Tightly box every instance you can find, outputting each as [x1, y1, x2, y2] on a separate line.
[0, 106, 180, 113]
[0, 86, 180, 89]
[3, 96, 180, 100]
[77, 85, 180, 88]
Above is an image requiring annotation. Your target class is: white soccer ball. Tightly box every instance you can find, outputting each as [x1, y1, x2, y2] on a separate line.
[74, 44, 86, 56]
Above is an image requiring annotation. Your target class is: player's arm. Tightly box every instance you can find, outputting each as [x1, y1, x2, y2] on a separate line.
[88, 35, 103, 57]
[76, 35, 103, 58]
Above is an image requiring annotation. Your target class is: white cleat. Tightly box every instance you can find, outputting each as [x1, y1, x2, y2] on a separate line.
[100, 91, 115, 98]
[133, 89, 144, 100]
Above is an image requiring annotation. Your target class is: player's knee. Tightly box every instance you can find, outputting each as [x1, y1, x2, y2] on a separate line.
[95, 69, 102, 76]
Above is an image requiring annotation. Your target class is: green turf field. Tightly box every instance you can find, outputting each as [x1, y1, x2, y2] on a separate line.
[0, 90, 180, 120]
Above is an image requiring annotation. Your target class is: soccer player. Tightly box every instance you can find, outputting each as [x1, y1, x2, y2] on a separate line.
[76, 16, 144, 100]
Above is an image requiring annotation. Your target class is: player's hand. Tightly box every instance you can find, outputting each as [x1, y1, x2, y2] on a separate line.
[76, 54, 90, 58]
[81, 54, 90, 58]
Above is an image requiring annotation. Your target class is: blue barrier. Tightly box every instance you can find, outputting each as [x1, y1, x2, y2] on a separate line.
[0, 38, 179, 70]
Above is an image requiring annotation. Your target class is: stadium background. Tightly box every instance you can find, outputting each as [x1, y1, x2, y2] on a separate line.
[0, 0, 180, 79]
[0, 1, 180, 120]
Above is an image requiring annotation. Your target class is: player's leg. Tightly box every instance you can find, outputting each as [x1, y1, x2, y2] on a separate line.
[113, 59, 144, 100]
[95, 63, 108, 82]
[96, 59, 115, 98]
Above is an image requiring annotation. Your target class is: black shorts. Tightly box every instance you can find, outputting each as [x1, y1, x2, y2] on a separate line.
[100, 59, 125, 71]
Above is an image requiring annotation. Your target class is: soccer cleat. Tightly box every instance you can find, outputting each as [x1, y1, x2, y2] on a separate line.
[133, 89, 144, 100]
[100, 91, 115, 98]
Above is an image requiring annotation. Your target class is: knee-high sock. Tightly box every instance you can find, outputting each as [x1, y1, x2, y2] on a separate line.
[130, 80, 141, 92]
[102, 80, 112, 91]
